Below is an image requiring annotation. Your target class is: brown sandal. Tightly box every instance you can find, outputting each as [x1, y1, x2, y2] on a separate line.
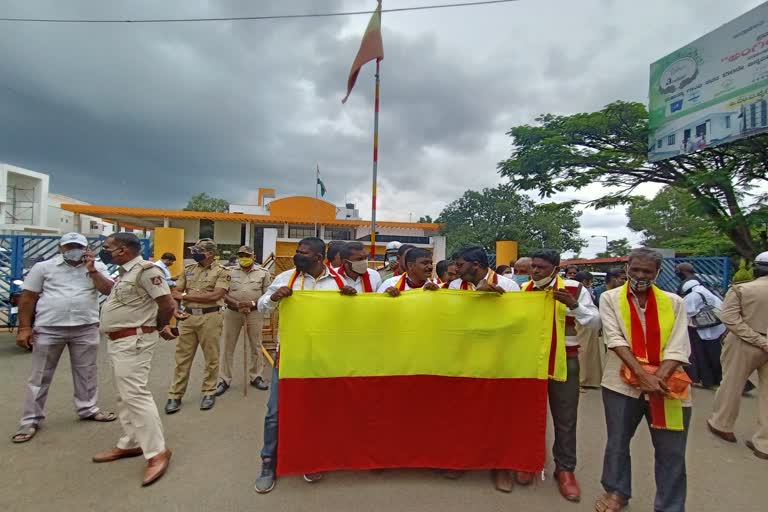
[82, 411, 117, 422]
[595, 492, 627, 512]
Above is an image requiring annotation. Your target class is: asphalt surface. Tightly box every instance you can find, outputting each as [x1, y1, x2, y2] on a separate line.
[0, 331, 766, 512]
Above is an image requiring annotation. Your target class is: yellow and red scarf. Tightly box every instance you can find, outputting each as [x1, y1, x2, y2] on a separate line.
[524, 276, 568, 381]
[618, 283, 684, 431]
[333, 266, 374, 293]
[288, 268, 345, 290]
[394, 273, 431, 291]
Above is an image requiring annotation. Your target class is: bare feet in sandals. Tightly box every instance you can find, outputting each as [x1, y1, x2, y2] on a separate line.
[82, 411, 117, 422]
[12, 424, 39, 443]
[595, 492, 627, 512]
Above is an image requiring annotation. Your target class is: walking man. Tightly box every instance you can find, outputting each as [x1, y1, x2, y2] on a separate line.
[92, 233, 176, 486]
[707, 251, 768, 460]
[12, 233, 116, 443]
[680, 278, 726, 389]
[216, 246, 272, 396]
[595, 248, 691, 512]
[166, 239, 229, 413]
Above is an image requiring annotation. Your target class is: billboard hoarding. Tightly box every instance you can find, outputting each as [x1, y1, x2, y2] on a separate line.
[649, 2, 768, 162]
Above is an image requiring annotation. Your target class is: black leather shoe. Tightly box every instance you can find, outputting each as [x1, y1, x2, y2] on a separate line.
[200, 395, 216, 410]
[215, 381, 230, 397]
[165, 399, 182, 415]
[250, 377, 269, 391]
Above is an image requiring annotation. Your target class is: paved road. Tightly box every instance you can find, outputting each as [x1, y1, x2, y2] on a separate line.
[0, 332, 765, 512]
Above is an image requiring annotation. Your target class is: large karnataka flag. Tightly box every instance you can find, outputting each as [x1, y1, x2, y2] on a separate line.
[276, 289, 555, 475]
[341, 1, 384, 103]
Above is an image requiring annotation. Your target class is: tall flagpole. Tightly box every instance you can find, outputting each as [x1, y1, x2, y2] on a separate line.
[314, 163, 319, 236]
[370, 58, 380, 259]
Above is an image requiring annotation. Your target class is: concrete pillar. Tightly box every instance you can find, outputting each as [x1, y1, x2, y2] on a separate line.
[163, 217, 170, 228]
[283, 223, 288, 238]
[319, 225, 326, 240]
[154, 228, 185, 276]
[431, 236, 447, 263]
[495, 241, 519, 268]
[263, 228, 278, 264]
[244, 222, 252, 246]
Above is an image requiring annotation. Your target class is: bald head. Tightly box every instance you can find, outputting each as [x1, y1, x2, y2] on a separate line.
[514, 257, 532, 276]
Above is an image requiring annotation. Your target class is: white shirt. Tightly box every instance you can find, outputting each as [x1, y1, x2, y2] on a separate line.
[23, 255, 112, 327]
[336, 267, 382, 293]
[378, 274, 439, 292]
[258, 267, 345, 351]
[682, 281, 726, 340]
[447, 269, 521, 292]
[526, 278, 601, 347]
[154, 260, 175, 286]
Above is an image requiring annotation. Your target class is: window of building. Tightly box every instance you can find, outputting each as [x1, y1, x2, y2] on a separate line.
[761, 100, 767, 127]
[750, 103, 757, 129]
[667, 134, 676, 146]
[288, 225, 316, 239]
[199, 219, 215, 240]
[325, 227, 352, 240]
[696, 123, 707, 137]
[90, 220, 100, 231]
[725, 115, 731, 129]
[656, 139, 662, 149]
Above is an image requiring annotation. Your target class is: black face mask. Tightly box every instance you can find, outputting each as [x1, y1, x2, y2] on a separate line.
[99, 248, 115, 265]
[294, 254, 314, 272]
[192, 253, 206, 263]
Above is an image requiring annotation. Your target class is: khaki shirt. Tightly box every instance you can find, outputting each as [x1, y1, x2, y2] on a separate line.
[228, 265, 272, 303]
[721, 276, 768, 349]
[101, 257, 171, 332]
[175, 261, 230, 308]
[599, 287, 692, 406]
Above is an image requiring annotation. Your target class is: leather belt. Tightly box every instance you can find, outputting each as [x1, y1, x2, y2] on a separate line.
[226, 305, 254, 313]
[183, 306, 221, 315]
[107, 326, 157, 341]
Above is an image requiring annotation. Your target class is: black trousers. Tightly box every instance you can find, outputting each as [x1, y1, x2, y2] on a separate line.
[548, 355, 580, 472]
[685, 327, 722, 388]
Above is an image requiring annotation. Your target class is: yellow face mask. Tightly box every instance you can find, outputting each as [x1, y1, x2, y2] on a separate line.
[238, 257, 254, 268]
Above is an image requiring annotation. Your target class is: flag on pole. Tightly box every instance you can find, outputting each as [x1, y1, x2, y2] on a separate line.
[341, 1, 384, 104]
[316, 165, 327, 197]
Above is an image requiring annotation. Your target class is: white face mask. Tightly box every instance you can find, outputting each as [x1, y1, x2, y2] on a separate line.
[533, 270, 557, 289]
[348, 259, 369, 275]
[63, 248, 85, 263]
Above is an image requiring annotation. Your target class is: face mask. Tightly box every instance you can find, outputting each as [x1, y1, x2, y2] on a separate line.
[294, 254, 314, 272]
[387, 255, 397, 264]
[238, 257, 254, 268]
[192, 253, 206, 263]
[513, 274, 529, 286]
[532, 268, 557, 288]
[628, 276, 653, 293]
[99, 248, 115, 265]
[348, 259, 369, 275]
[63, 248, 85, 263]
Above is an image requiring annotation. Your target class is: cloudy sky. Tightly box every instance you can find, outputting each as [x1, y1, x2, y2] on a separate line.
[0, 0, 764, 256]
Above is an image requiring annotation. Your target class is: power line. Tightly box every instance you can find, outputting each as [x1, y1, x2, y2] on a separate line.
[0, 0, 519, 24]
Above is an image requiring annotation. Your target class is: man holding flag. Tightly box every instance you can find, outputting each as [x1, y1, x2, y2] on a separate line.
[595, 248, 691, 512]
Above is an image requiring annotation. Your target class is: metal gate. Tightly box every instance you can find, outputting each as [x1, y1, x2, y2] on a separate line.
[0, 235, 151, 327]
[656, 256, 731, 297]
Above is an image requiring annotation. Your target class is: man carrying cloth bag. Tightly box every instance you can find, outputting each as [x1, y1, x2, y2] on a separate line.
[595, 248, 691, 512]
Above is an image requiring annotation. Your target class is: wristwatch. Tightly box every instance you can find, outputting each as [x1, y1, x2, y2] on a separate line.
[251, 300, 256, 308]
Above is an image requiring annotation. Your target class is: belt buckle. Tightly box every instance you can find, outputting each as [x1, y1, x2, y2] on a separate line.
[192, 308, 203, 315]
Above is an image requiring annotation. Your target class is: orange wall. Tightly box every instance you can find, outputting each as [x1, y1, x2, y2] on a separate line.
[269, 196, 336, 219]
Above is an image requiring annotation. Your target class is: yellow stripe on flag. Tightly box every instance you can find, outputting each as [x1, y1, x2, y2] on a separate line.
[663, 398, 685, 431]
[278, 290, 555, 380]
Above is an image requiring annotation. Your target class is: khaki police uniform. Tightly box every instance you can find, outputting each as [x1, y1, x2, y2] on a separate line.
[709, 275, 768, 453]
[101, 256, 170, 460]
[168, 260, 230, 399]
[220, 264, 272, 386]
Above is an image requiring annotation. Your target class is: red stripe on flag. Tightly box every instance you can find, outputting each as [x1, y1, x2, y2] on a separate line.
[649, 395, 668, 429]
[277, 375, 547, 475]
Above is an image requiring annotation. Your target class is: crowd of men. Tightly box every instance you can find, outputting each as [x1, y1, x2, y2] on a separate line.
[9, 232, 768, 512]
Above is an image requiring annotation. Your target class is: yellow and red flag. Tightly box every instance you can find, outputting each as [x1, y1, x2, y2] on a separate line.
[341, 1, 384, 103]
[276, 289, 555, 474]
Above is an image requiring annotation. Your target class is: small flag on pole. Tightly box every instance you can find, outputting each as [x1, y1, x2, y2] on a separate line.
[341, 1, 384, 104]
[317, 165, 327, 197]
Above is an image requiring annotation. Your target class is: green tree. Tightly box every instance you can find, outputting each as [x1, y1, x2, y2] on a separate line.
[626, 187, 734, 256]
[497, 101, 768, 260]
[184, 193, 230, 213]
[418, 215, 434, 223]
[596, 238, 631, 258]
[438, 183, 585, 256]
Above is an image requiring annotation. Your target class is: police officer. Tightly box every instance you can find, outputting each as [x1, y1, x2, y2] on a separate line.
[215, 245, 272, 396]
[166, 239, 230, 413]
[92, 233, 176, 486]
